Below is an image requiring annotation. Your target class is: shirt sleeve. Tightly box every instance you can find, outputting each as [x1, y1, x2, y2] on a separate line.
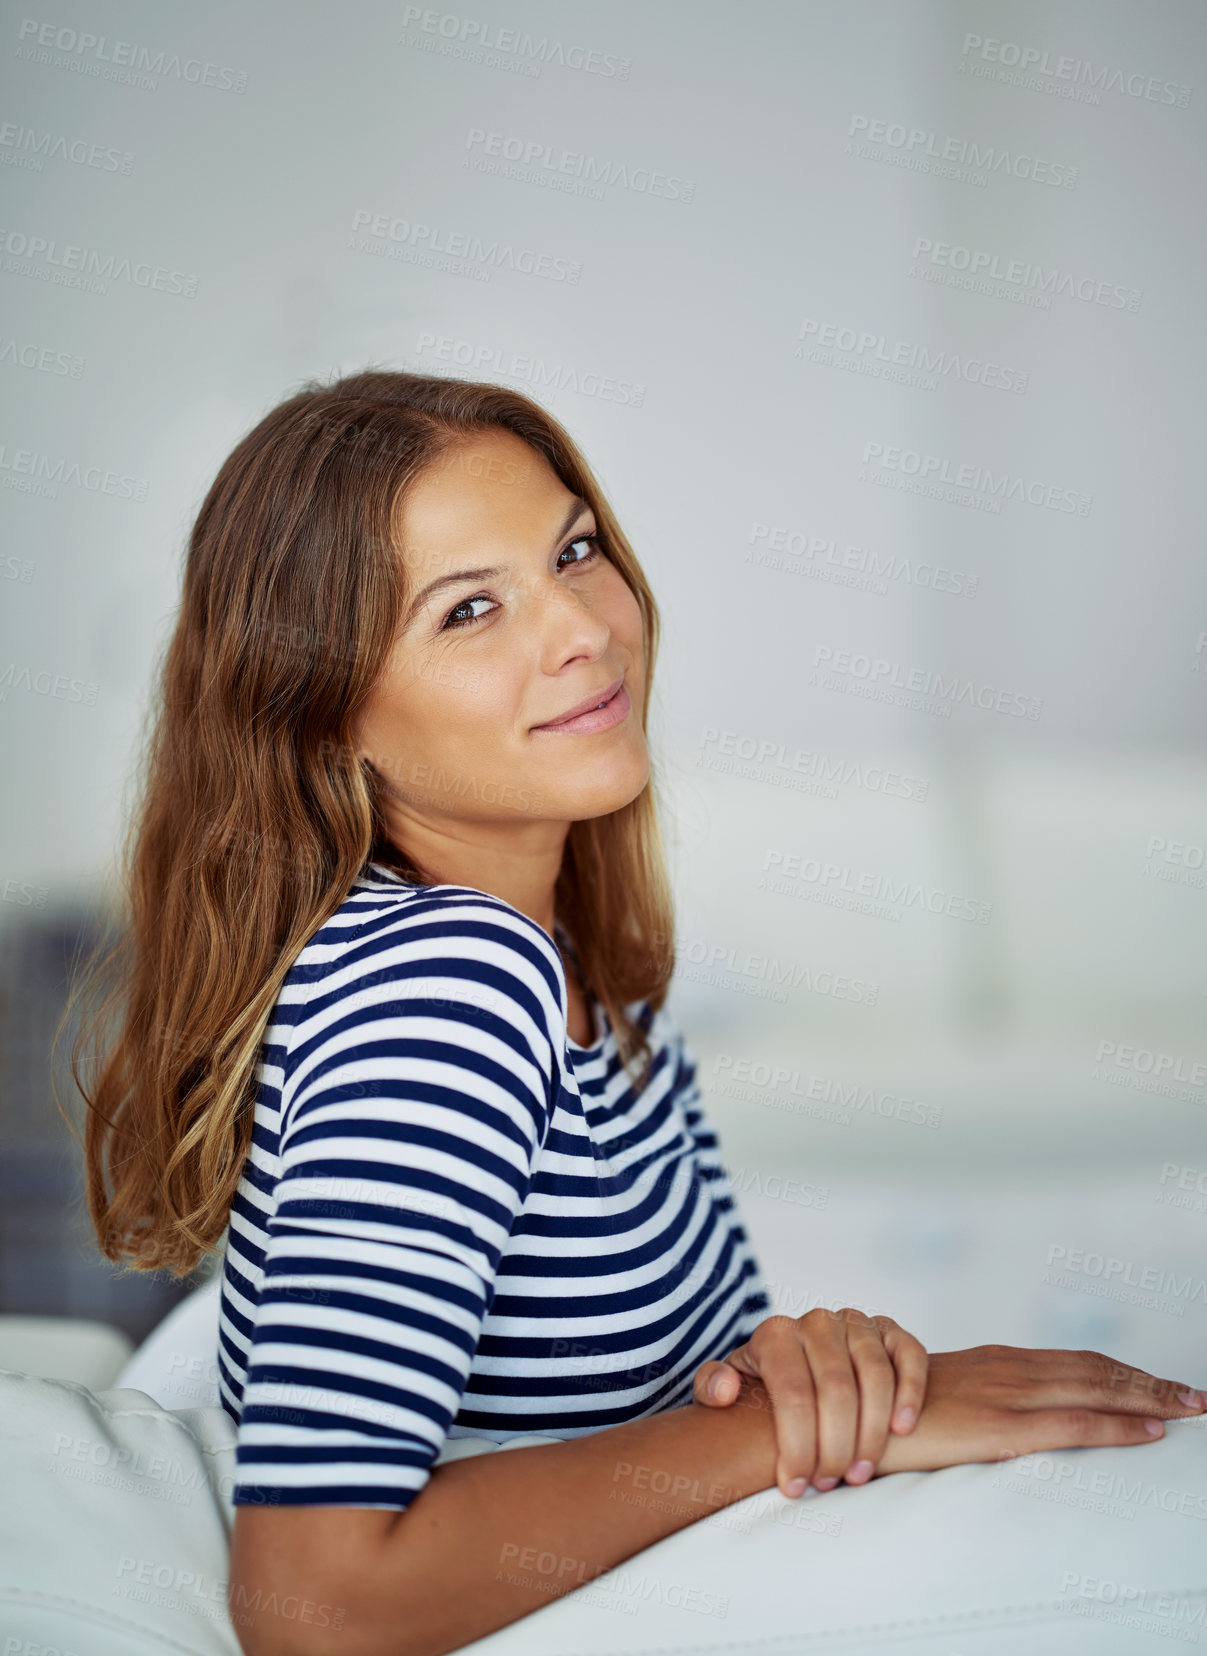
[230, 892, 563, 1510]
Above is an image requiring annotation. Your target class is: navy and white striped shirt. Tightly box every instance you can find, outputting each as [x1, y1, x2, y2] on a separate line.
[217, 860, 771, 1510]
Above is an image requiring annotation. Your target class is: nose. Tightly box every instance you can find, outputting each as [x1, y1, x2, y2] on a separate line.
[530, 571, 611, 668]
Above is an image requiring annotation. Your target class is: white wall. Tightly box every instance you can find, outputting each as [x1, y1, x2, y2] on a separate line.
[2, 1, 1205, 1367]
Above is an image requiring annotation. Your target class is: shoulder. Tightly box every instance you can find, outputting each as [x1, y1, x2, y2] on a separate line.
[361, 876, 564, 994]
[643, 998, 701, 1092]
[282, 868, 569, 1064]
[296, 868, 563, 976]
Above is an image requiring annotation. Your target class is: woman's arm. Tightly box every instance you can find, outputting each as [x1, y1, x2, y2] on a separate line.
[866, 1344, 1204, 1476]
[230, 1345, 1205, 1656]
[230, 1377, 779, 1656]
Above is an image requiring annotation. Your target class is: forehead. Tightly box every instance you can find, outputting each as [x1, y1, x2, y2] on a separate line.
[390, 427, 579, 589]
[396, 427, 575, 555]
[388, 431, 598, 625]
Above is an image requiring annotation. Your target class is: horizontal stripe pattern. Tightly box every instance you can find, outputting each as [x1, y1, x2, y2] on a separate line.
[218, 861, 770, 1510]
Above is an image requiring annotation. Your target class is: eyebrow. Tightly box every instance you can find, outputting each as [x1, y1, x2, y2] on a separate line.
[404, 496, 594, 626]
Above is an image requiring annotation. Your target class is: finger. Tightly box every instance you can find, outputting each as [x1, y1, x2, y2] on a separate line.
[843, 1318, 897, 1485]
[794, 1310, 859, 1491]
[905, 1403, 1175, 1475]
[1013, 1405, 1174, 1460]
[1093, 1356, 1206, 1416]
[692, 1360, 743, 1407]
[752, 1320, 820, 1497]
[1006, 1350, 1207, 1418]
[875, 1318, 929, 1434]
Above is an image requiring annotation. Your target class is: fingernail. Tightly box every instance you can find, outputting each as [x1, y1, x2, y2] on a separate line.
[896, 1406, 916, 1429]
[847, 1460, 874, 1483]
[784, 1477, 807, 1498]
[706, 1374, 724, 1400]
[1176, 1390, 1205, 1409]
[1145, 1419, 1165, 1436]
[813, 1475, 839, 1491]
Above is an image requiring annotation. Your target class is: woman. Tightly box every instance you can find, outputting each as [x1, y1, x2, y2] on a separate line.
[72, 371, 1203, 1656]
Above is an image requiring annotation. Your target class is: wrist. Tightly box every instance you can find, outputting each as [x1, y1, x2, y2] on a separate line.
[691, 1373, 778, 1495]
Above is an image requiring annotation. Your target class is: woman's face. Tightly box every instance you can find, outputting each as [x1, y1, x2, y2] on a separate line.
[352, 425, 650, 874]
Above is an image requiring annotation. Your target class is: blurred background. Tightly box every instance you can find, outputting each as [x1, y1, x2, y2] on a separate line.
[0, 0, 1204, 1396]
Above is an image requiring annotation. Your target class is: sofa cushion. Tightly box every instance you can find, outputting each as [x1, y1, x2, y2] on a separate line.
[3, 1364, 1206, 1656]
[113, 1274, 223, 1410]
[0, 1368, 241, 1654]
[0, 1366, 560, 1655]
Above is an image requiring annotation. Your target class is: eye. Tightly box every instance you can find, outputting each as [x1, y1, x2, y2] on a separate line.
[557, 533, 603, 571]
[438, 533, 604, 632]
[440, 593, 496, 632]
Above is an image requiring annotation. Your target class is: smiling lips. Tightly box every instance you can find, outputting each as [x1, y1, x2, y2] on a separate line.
[532, 675, 630, 734]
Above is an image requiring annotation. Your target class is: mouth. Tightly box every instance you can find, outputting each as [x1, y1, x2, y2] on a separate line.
[532, 674, 629, 735]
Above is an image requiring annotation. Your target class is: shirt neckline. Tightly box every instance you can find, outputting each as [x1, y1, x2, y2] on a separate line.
[565, 986, 606, 1054]
[364, 862, 607, 1055]
[554, 916, 605, 1054]
[365, 859, 414, 887]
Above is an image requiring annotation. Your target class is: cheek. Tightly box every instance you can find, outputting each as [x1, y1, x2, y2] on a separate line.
[398, 653, 476, 705]
[388, 651, 520, 742]
[602, 570, 645, 647]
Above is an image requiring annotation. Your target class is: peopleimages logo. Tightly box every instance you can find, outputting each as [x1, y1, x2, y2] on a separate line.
[748, 519, 980, 597]
[674, 935, 879, 1007]
[350, 209, 581, 284]
[1093, 1039, 1206, 1105]
[759, 848, 993, 925]
[910, 236, 1141, 311]
[847, 113, 1077, 188]
[0, 226, 198, 296]
[810, 646, 1043, 721]
[0, 121, 134, 174]
[797, 318, 1027, 396]
[416, 332, 644, 406]
[697, 724, 930, 803]
[14, 17, 249, 92]
[0, 440, 148, 500]
[0, 334, 84, 376]
[861, 440, 1091, 515]
[1044, 1242, 1207, 1315]
[959, 33, 1192, 107]
[1142, 835, 1206, 893]
[0, 662, 99, 704]
[399, 8, 631, 78]
[1157, 1162, 1207, 1216]
[464, 128, 695, 202]
[711, 1054, 943, 1131]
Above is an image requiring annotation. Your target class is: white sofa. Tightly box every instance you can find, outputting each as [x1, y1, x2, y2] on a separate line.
[112, 1272, 225, 1411]
[0, 1313, 133, 1391]
[4, 1278, 1207, 1655]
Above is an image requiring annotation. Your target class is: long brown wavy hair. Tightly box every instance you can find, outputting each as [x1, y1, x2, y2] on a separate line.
[58, 369, 677, 1278]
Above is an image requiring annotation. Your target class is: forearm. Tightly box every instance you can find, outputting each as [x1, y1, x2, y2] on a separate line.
[355, 1380, 777, 1656]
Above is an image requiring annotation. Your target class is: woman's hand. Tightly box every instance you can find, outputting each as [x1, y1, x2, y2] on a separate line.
[869, 1345, 1207, 1475]
[691, 1309, 928, 1499]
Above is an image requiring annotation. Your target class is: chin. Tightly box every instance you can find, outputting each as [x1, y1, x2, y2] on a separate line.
[554, 749, 650, 818]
